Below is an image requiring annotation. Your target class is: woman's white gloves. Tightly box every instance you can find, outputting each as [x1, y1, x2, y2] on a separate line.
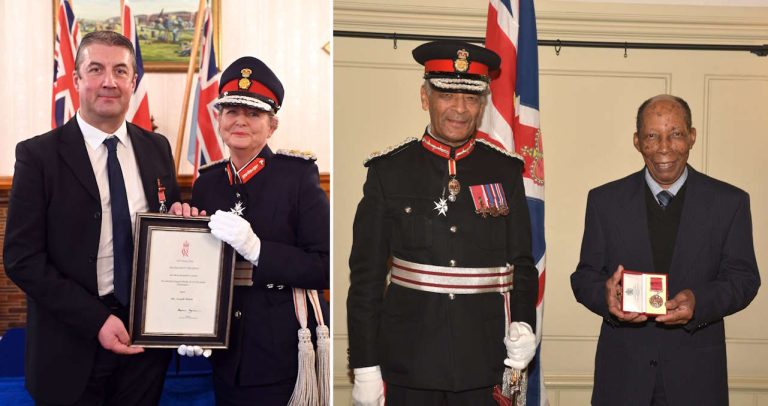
[209, 210, 261, 264]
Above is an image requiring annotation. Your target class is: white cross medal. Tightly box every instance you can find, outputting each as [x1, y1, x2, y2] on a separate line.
[230, 192, 246, 217]
[433, 197, 448, 216]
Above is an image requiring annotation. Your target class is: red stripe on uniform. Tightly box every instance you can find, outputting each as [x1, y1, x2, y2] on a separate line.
[391, 274, 514, 289]
[393, 263, 512, 278]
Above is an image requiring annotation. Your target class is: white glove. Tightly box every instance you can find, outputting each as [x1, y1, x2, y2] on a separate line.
[177, 344, 212, 358]
[503, 321, 536, 370]
[209, 210, 261, 264]
[352, 365, 385, 406]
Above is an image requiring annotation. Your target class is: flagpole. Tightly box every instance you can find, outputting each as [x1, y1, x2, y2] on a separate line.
[174, 0, 207, 174]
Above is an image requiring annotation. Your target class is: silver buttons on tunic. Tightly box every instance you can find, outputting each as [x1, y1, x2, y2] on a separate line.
[449, 259, 457, 267]
[404, 206, 412, 214]
[450, 225, 457, 233]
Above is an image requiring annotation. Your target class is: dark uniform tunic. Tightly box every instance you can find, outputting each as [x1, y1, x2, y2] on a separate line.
[191, 145, 329, 392]
[347, 134, 538, 392]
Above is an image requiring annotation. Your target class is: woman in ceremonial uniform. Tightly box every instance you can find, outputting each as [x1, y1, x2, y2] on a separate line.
[190, 56, 330, 406]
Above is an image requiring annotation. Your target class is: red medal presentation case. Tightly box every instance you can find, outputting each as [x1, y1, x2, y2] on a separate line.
[621, 270, 668, 316]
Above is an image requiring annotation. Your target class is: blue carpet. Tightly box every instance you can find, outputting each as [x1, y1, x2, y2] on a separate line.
[0, 374, 214, 405]
[1, 328, 215, 404]
[160, 373, 215, 405]
[0, 377, 34, 405]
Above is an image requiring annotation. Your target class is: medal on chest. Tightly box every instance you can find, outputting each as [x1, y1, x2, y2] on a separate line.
[447, 159, 460, 202]
[231, 193, 246, 216]
[225, 157, 266, 216]
[421, 134, 475, 216]
[469, 183, 510, 218]
[156, 178, 167, 213]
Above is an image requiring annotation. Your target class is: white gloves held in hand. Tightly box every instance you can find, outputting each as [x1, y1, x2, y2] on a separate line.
[177, 345, 212, 358]
[504, 321, 536, 370]
[209, 210, 261, 264]
[352, 365, 385, 406]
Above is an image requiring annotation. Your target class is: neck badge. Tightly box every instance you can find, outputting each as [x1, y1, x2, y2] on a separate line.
[225, 155, 267, 217]
[421, 133, 476, 215]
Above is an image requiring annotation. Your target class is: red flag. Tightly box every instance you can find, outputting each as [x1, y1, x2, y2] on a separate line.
[187, 5, 223, 179]
[479, 1, 548, 404]
[51, 0, 80, 129]
[122, 0, 153, 131]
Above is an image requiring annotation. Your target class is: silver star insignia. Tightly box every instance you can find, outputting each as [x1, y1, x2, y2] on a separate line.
[230, 201, 245, 216]
[433, 198, 448, 216]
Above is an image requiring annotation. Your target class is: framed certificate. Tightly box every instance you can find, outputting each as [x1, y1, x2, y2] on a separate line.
[129, 213, 235, 348]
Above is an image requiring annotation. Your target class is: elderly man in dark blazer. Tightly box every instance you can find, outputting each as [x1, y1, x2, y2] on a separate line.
[3, 31, 194, 405]
[571, 94, 760, 406]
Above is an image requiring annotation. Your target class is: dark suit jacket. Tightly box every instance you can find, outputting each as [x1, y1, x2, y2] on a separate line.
[571, 166, 760, 406]
[3, 117, 180, 404]
[191, 146, 330, 387]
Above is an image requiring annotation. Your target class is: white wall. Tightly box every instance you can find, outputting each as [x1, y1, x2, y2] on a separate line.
[334, 1, 768, 405]
[0, 0, 331, 176]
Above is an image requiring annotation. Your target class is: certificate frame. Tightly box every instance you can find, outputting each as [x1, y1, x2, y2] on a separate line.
[129, 213, 235, 348]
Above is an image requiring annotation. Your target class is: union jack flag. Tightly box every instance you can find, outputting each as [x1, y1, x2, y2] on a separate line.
[122, 0, 153, 131]
[187, 4, 223, 179]
[51, 0, 80, 129]
[478, 0, 548, 404]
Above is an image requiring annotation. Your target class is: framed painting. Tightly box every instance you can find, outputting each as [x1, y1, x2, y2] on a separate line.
[54, 0, 221, 72]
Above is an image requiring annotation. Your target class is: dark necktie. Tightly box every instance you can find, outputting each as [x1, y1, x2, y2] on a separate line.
[104, 137, 133, 305]
[657, 190, 673, 210]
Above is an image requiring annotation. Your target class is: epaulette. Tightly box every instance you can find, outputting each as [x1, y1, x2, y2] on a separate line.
[198, 158, 229, 174]
[476, 138, 524, 162]
[276, 149, 317, 161]
[364, 137, 419, 167]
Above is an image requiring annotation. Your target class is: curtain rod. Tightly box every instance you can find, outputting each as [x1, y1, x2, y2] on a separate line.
[333, 30, 768, 57]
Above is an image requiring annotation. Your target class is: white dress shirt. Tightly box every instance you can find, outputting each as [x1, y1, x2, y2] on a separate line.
[77, 113, 148, 296]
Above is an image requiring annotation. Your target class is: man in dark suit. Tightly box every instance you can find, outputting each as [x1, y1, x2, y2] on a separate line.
[3, 31, 191, 405]
[347, 41, 539, 405]
[571, 94, 760, 405]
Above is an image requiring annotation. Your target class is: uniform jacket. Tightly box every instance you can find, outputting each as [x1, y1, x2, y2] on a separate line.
[3, 117, 180, 404]
[191, 145, 330, 386]
[571, 166, 760, 406]
[347, 134, 538, 392]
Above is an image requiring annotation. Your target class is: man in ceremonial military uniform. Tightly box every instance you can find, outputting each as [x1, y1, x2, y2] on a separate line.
[347, 41, 539, 405]
[188, 57, 330, 405]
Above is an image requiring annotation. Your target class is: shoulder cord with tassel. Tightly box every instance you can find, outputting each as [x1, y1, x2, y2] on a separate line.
[287, 288, 329, 406]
